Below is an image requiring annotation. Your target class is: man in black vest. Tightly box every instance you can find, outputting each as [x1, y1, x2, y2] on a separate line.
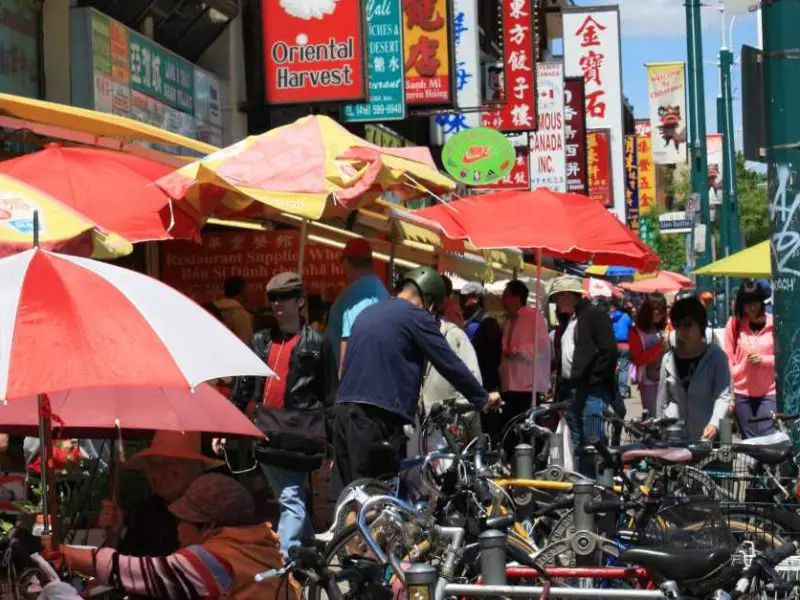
[232, 272, 337, 558]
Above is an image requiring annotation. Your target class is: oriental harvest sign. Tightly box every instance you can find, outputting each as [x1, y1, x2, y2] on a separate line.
[262, 0, 368, 104]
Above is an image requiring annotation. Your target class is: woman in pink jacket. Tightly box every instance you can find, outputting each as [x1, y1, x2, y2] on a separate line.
[724, 281, 776, 438]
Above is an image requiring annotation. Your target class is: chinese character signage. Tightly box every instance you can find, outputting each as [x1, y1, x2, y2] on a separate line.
[474, 142, 530, 191]
[529, 62, 566, 192]
[343, 0, 405, 122]
[262, 0, 367, 104]
[564, 77, 588, 195]
[403, 0, 453, 105]
[707, 133, 724, 206]
[481, 0, 536, 132]
[431, 0, 481, 142]
[587, 129, 613, 207]
[442, 127, 515, 185]
[646, 62, 687, 164]
[624, 135, 639, 235]
[637, 135, 656, 215]
[563, 7, 624, 217]
[70, 8, 221, 152]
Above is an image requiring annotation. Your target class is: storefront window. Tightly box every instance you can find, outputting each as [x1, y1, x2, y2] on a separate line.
[0, 0, 40, 98]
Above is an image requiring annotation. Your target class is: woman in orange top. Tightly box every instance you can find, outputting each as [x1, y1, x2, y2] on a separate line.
[628, 293, 668, 416]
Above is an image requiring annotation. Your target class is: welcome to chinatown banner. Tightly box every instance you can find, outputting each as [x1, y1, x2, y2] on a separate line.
[646, 62, 687, 165]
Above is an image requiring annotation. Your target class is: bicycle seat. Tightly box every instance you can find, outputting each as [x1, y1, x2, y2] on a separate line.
[621, 447, 693, 465]
[733, 442, 792, 465]
[619, 546, 730, 582]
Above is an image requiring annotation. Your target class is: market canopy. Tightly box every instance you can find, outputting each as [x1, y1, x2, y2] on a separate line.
[391, 189, 660, 271]
[621, 270, 692, 293]
[693, 240, 771, 278]
[157, 114, 455, 222]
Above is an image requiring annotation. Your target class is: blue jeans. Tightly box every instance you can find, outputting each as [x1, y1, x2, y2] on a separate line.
[616, 348, 630, 400]
[734, 394, 777, 439]
[561, 384, 610, 478]
[261, 464, 314, 558]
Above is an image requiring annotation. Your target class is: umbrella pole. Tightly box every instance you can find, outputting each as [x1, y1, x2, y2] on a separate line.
[37, 393, 58, 548]
[532, 249, 543, 411]
[297, 219, 309, 274]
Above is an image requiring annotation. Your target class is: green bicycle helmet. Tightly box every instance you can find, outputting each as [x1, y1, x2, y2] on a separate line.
[401, 266, 447, 311]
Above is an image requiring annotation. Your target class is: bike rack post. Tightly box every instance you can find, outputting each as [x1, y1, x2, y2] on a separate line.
[572, 481, 595, 533]
[405, 563, 437, 599]
[479, 529, 507, 590]
[548, 431, 565, 468]
[513, 443, 534, 479]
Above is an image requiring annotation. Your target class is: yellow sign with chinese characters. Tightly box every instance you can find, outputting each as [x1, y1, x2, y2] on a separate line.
[637, 135, 656, 215]
[402, 0, 452, 105]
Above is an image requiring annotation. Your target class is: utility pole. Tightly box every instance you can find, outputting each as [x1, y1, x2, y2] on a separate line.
[686, 0, 713, 290]
[762, 0, 800, 418]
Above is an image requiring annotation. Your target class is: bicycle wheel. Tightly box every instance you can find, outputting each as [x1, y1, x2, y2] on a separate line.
[322, 478, 394, 539]
[719, 504, 800, 550]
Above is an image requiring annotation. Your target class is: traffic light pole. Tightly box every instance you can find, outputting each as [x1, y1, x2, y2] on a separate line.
[762, 0, 800, 419]
[686, 0, 713, 290]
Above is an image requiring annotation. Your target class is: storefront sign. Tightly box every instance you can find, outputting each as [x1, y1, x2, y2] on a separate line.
[474, 144, 530, 191]
[262, 0, 367, 104]
[160, 231, 385, 307]
[563, 7, 624, 217]
[624, 135, 639, 235]
[707, 133, 724, 206]
[442, 128, 515, 185]
[365, 124, 414, 147]
[635, 119, 651, 138]
[129, 30, 194, 113]
[646, 62, 687, 164]
[637, 135, 656, 215]
[587, 129, 612, 208]
[403, 0, 452, 105]
[529, 62, 566, 192]
[481, 0, 536, 132]
[431, 0, 480, 141]
[564, 77, 588, 195]
[343, 0, 405, 122]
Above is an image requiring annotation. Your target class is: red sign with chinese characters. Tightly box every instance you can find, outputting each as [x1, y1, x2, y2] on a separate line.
[160, 231, 387, 308]
[587, 129, 613, 207]
[481, 0, 536, 132]
[564, 77, 588, 195]
[403, 0, 453, 105]
[474, 145, 530, 191]
[262, 0, 367, 104]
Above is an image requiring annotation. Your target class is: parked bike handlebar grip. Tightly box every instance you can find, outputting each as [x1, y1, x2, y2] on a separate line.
[484, 514, 516, 531]
[287, 546, 322, 570]
[590, 437, 616, 469]
[763, 540, 799, 567]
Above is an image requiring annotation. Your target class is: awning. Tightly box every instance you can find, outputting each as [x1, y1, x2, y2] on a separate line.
[0, 93, 216, 157]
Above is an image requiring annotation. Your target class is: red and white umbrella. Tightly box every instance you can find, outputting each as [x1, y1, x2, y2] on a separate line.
[0, 249, 272, 400]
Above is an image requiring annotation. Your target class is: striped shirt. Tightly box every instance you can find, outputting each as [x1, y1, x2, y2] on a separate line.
[96, 545, 235, 600]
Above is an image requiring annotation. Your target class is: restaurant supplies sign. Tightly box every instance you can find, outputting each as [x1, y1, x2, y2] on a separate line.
[637, 135, 656, 215]
[587, 129, 612, 207]
[343, 0, 405, 122]
[529, 62, 566, 192]
[563, 7, 624, 218]
[646, 62, 687, 164]
[481, 0, 536, 132]
[624, 135, 640, 235]
[262, 0, 367, 104]
[402, 0, 452, 105]
[564, 77, 588, 195]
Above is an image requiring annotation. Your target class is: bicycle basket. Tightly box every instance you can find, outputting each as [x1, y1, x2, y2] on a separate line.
[649, 496, 738, 552]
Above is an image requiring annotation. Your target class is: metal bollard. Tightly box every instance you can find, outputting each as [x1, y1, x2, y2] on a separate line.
[572, 481, 595, 533]
[405, 563, 437, 599]
[479, 529, 507, 589]
[513, 443, 534, 479]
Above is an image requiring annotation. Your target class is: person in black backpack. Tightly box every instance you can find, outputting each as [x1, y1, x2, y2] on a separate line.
[231, 272, 337, 558]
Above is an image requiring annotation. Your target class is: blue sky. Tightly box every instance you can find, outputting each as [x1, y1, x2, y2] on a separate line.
[579, 0, 759, 147]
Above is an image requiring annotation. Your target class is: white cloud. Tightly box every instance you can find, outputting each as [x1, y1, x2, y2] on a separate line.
[580, 0, 722, 39]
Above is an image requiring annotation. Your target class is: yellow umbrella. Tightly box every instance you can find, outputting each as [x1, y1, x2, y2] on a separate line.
[0, 174, 130, 258]
[157, 115, 455, 222]
[693, 240, 771, 278]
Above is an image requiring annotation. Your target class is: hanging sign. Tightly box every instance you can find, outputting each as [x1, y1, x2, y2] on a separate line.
[529, 62, 566, 192]
[481, 0, 536, 132]
[262, 0, 367, 104]
[402, 0, 453, 105]
[646, 62, 687, 164]
[624, 135, 640, 235]
[637, 135, 656, 215]
[564, 77, 588, 195]
[442, 128, 515, 185]
[342, 0, 405, 122]
[707, 133, 724, 206]
[587, 129, 613, 207]
[635, 119, 652, 138]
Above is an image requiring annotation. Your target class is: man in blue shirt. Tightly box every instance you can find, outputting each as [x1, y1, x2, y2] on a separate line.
[326, 238, 389, 375]
[333, 267, 500, 485]
[609, 297, 633, 401]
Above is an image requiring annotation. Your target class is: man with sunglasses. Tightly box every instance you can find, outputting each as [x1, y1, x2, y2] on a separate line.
[231, 272, 337, 558]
